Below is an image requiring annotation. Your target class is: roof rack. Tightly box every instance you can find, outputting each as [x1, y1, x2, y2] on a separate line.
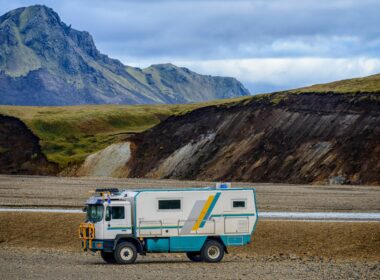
[95, 188, 120, 194]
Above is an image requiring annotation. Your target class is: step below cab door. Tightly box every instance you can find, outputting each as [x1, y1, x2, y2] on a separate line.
[103, 202, 132, 239]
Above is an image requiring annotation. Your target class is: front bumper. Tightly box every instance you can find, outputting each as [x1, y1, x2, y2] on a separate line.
[81, 240, 114, 251]
[78, 223, 95, 251]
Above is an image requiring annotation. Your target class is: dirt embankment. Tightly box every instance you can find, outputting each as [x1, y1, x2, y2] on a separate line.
[0, 115, 58, 175]
[75, 142, 132, 177]
[0, 212, 379, 261]
[123, 93, 380, 184]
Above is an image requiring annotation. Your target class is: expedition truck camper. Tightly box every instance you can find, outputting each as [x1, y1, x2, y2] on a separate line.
[79, 184, 258, 264]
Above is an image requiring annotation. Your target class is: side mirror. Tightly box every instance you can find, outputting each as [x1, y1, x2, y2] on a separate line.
[82, 206, 87, 213]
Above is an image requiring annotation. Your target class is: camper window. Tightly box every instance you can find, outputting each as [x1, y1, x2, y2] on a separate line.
[232, 200, 246, 209]
[111, 206, 125, 219]
[158, 199, 181, 210]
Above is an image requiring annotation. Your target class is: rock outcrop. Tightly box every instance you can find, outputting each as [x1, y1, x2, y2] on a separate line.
[0, 115, 58, 175]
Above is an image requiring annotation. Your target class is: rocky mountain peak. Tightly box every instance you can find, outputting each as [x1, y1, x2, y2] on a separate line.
[0, 5, 250, 105]
[0, 5, 98, 59]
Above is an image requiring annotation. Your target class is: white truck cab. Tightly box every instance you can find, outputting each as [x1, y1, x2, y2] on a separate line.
[79, 184, 258, 264]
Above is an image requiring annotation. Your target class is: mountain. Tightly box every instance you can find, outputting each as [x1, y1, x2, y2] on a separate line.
[0, 5, 249, 105]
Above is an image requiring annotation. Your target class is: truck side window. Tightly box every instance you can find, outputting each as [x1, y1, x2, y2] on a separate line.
[111, 206, 125, 219]
[105, 207, 111, 221]
[233, 200, 246, 208]
[158, 199, 181, 210]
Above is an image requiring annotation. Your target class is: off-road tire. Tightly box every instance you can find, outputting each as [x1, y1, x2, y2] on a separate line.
[100, 251, 116, 264]
[201, 240, 224, 263]
[114, 242, 138, 264]
[186, 252, 203, 262]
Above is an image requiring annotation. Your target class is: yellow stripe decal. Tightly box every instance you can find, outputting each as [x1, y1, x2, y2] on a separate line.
[192, 195, 215, 231]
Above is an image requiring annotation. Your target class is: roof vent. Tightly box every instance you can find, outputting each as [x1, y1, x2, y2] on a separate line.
[216, 182, 231, 189]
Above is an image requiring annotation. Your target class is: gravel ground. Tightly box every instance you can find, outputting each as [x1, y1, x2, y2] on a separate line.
[0, 175, 379, 212]
[2, 213, 379, 261]
[0, 175, 379, 279]
[0, 248, 379, 280]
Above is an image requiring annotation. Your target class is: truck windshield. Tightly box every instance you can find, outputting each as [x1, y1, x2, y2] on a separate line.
[86, 204, 104, 223]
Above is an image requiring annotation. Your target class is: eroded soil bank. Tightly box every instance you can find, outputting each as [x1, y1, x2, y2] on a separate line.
[2, 93, 380, 185]
[125, 93, 380, 184]
[0, 115, 58, 175]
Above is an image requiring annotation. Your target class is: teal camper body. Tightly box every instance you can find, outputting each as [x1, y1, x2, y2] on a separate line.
[79, 184, 258, 264]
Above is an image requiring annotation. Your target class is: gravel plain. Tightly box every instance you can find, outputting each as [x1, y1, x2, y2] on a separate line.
[0, 175, 379, 279]
[0, 175, 379, 212]
[0, 248, 379, 280]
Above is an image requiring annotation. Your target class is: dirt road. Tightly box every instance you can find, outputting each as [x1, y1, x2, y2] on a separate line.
[0, 175, 379, 212]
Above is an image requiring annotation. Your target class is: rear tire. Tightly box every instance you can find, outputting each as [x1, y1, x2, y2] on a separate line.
[186, 252, 203, 262]
[201, 240, 224, 263]
[100, 251, 116, 264]
[114, 242, 138, 264]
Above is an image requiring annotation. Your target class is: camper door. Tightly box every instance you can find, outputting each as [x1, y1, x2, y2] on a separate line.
[103, 202, 132, 239]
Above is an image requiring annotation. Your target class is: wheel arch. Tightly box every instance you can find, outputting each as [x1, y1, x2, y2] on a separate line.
[205, 236, 228, 254]
[114, 234, 143, 253]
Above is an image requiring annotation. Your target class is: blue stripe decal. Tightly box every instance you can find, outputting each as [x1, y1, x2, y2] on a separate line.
[200, 192, 221, 227]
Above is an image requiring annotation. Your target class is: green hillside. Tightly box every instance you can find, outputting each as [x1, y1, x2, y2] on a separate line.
[0, 97, 248, 168]
[290, 73, 380, 94]
[2, 70, 380, 170]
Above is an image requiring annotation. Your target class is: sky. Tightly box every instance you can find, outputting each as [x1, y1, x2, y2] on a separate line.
[1, 0, 380, 93]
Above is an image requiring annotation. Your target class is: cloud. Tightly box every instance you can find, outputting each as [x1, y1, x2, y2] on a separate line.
[171, 57, 380, 93]
[2, 0, 379, 60]
[1, 0, 380, 92]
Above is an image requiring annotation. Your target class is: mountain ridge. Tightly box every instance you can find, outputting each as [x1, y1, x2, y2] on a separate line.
[0, 5, 249, 105]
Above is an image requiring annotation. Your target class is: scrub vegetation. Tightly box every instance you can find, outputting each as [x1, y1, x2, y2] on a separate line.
[289, 73, 380, 94]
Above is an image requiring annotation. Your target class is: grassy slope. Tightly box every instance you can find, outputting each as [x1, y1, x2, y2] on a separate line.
[289, 73, 380, 93]
[0, 97, 249, 168]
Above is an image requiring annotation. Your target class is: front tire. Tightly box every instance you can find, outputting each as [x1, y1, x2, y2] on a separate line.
[201, 240, 224, 263]
[186, 252, 203, 262]
[114, 242, 138, 264]
[100, 251, 116, 264]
